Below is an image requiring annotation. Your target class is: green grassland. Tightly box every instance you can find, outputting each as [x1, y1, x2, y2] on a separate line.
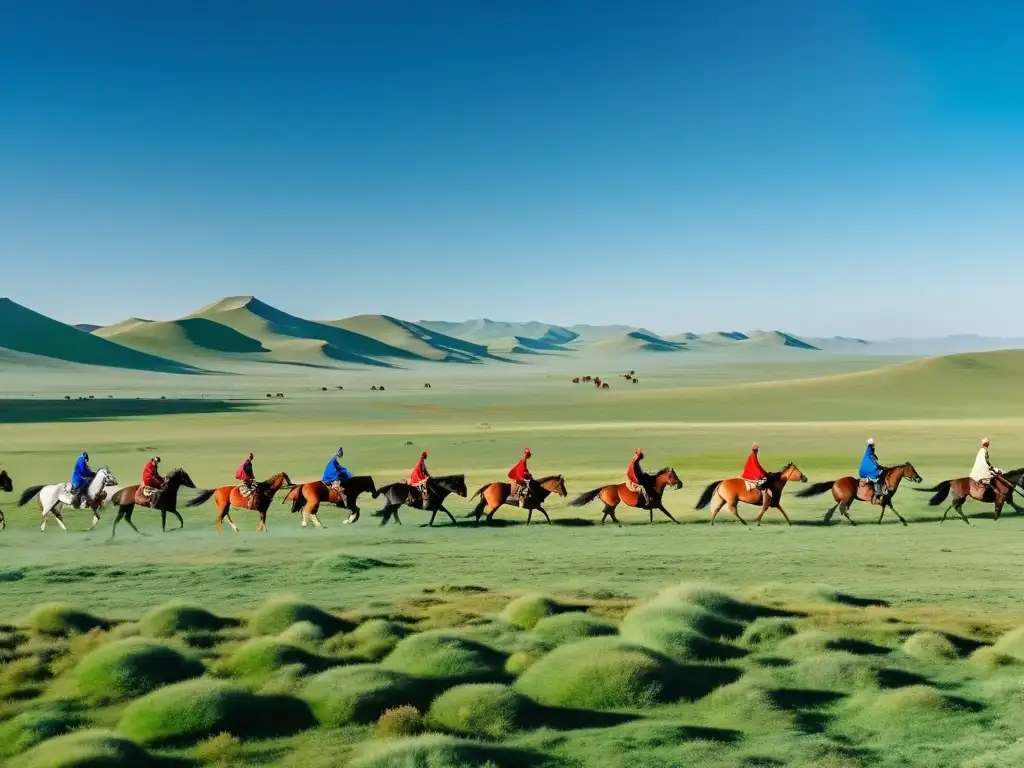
[3, 350, 1024, 767]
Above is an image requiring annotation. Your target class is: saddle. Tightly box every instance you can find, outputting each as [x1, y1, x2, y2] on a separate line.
[136, 486, 161, 505]
[744, 480, 758, 491]
[238, 484, 261, 510]
[58, 483, 91, 507]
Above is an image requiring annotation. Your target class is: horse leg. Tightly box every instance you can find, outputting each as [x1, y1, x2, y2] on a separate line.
[709, 496, 726, 526]
[877, 504, 886, 524]
[953, 498, 970, 525]
[428, 508, 438, 526]
[537, 505, 552, 524]
[393, 509, 402, 525]
[887, 501, 908, 526]
[839, 503, 855, 525]
[526, 508, 533, 525]
[88, 508, 101, 531]
[170, 508, 184, 529]
[439, 504, 457, 525]
[312, 513, 325, 528]
[940, 503, 953, 522]
[823, 503, 838, 524]
[53, 509, 68, 531]
[764, 503, 792, 527]
[657, 504, 678, 524]
[110, 507, 124, 539]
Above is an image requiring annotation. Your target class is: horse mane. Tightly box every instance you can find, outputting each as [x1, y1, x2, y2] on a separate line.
[166, 467, 185, 479]
[536, 474, 563, 483]
[655, 467, 672, 475]
[435, 474, 465, 484]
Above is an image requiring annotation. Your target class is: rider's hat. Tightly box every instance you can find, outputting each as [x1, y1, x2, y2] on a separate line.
[752, 442, 759, 451]
[524, 448, 532, 457]
[337, 446, 344, 455]
[421, 451, 428, 458]
[866, 438, 874, 445]
[248, 452, 254, 459]
[82, 451, 89, 460]
[982, 438, 990, 446]
[152, 456, 161, 463]
[635, 447, 643, 455]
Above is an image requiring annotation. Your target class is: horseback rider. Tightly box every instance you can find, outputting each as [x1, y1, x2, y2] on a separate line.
[508, 448, 534, 508]
[236, 453, 257, 497]
[970, 438, 1004, 492]
[70, 451, 96, 508]
[740, 443, 772, 508]
[322, 447, 352, 506]
[626, 448, 655, 508]
[858, 439, 887, 502]
[141, 456, 165, 506]
[408, 451, 430, 506]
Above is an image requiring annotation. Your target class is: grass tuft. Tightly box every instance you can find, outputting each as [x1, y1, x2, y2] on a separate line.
[741, 618, 800, 649]
[901, 631, 960, 662]
[220, 637, 331, 679]
[11, 729, 153, 768]
[194, 731, 245, 764]
[249, 597, 352, 637]
[72, 637, 204, 701]
[24, 603, 104, 637]
[139, 600, 228, 637]
[278, 620, 326, 647]
[348, 733, 544, 768]
[427, 683, 533, 738]
[326, 619, 408, 661]
[375, 705, 425, 739]
[381, 631, 507, 683]
[302, 664, 434, 726]
[531, 612, 617, 646]
[505, 650, 540, 677]
[502, 595, 564, 630]
[0, 704, 82, 758]
[619, 605, 746, 662]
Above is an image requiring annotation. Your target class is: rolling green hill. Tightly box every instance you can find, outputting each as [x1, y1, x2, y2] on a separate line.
[97, 317, 270, 358]
[325, 315, 494, 362]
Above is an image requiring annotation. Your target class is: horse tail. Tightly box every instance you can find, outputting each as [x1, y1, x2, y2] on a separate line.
[465, 495, 488, 519]
[924, 481, 952, 506]
[111, 489, 124, 505]
[187, 489, 216, 508]
[568, 487, 603, 507]
[695, 480, 722, 511]
[469, 484, 489, 501]
[289, 487, 305, 514]
[377, 483, 395, 497]
[796, 481, 835, 499]
[17, 485, 44, 507]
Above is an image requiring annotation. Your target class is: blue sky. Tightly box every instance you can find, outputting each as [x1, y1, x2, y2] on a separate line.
[2, 1, 1022, 337]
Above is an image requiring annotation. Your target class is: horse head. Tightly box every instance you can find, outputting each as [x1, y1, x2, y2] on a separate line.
[347, 475, 378, 499]
[655, 467, 683, 491]
[271, 472, 294, 490]
[438, 475, 468, 497]
[95, 467, 118, 487]
[167, 468, 197, 489]
[540, 475, 567, 497]
[779, 463, 807, 483]
[0, 470, 11, 493]
[898, 462, 922, 483]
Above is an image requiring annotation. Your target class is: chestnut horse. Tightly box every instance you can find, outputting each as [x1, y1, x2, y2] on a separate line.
[568, 468, 683, 525]
[796, 462, 922, 526]
[915, 467, 1024, 524]
[187, 472, 293, 532]
[0, 469, 12, 531]
[109, 468, 199, 538]
[468, 475, 568, 525]
[695, 463, 808, 526]
[284, 475, 378, 528]
[372, 474, 468, 527]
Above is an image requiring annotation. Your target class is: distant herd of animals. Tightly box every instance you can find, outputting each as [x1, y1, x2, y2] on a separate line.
[2, 447, 1023, 537]
[572, 371, 640, 388]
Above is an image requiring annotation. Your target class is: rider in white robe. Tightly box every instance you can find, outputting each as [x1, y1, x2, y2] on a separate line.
[969, 439, 1000, 484]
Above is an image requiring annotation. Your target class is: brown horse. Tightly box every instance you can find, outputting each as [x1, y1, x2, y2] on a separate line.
[468, 475, 568, 524]
[796, 462, 922, 526]
[915, 467, 1024, 523]
[283, 475, 378, 528]
[695, 463, 808, 526]
[568, 467, 683, 524]
[109, 468, 199, 537]
[187, 472, 293, 532]
[0, 469, 12, 531]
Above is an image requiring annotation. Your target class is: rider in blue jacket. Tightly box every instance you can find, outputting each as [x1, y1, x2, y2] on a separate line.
[322, 447, 352, 505]
[70, 452, 96, 508]
[858, 439, 886, 501]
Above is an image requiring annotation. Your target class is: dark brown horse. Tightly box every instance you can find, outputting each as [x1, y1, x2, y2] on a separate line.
[109, 468, 198, 538]
[468, 475, 569, 524]
[187, 472, 293, 532]
[695, 463, 808, 526]
[916, 467, 1024, 523]
[568, 468, 683, 524]
[0, 469, 12, 531]
[796, 462, 922, 526]
[372, 474, 468, 527]
[283, 475, 378, 528]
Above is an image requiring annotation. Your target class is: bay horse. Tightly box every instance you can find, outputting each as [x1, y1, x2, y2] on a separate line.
[568, 468, 683, 525]
[695, 463, 808, 526]
[108, 468, 199, 538]
[796, 462, 922, 526]
[915, 467, 1024, 524]
[0, 469, 12, 531]
[283, 475, 378, 528]
[372, 475, 468, 527]
[186, 472, 294, 532]
[468, 475, 568, 525]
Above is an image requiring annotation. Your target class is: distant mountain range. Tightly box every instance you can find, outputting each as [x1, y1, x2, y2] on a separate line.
[1, 295, 1023, 373]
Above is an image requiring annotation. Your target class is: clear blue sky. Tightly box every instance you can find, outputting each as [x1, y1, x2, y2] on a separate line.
[3, 1, 1022, 337]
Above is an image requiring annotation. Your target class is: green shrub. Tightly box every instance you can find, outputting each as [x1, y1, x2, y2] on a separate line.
[302, 664, 434, 726]
[249, 598, 351, 637]
[118, 677, 313, 745]
[73, 637, 203, 701]
[619, 607, 745, 662]
[11, 729, 152, 768]
[505, 650, 540, 677]
[194, 732, 244, 764]
[279, 621, 326, 647]
[349, 734, 542, 768]
[327, 619, 409, 660]
[25, 603, 104, 637]
[514, 637, 688, 709]
[375, 705, 425, 738]
[427, 683, 533, 739]
[139, 601, 227, 637]
[531, 613, 617, 646]
[902, 631, 960, 662]
[0, 704, 82, 758]
[502, 595, 563, 630]
[221, 637, 330, 679]
[381, 631, 507, 683]
[741, 618, 799, 649]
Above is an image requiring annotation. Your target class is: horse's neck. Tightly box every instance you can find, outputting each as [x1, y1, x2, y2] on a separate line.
[89, 473, 106, 491]
[888, 468, 904, 488]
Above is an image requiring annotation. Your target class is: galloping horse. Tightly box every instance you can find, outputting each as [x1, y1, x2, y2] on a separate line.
[372, 475, 468, 527]
[109, 468, 199, 538]
[695, 463, 808, 526]
[0, 469, 12, 531]
[284, 475, 378, 528]
[18, 467, 118, 532]
[187, 472, 294, 532]
[796, 462, 922, 526]
[568, 468, 683, 525]
[915, 467, 1024, 524]
[468, 475, 569, 525]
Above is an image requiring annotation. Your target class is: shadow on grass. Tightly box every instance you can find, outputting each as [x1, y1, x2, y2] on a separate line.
[830, 638, 891, 656]
[0, 398, 252, 424]
[669, 664, 744, 701]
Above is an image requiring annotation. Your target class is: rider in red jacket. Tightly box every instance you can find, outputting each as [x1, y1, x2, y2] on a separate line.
[740, 443, 771, 508]
[626, 449, 653, 508]
[236, 453, 256, 495]
[508, 448, 533, 507]
[142, 456, 164, 504]
[409, 451, 430, 506]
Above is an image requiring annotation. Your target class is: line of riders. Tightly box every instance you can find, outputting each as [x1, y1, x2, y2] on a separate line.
[59, 437, 1011, 516]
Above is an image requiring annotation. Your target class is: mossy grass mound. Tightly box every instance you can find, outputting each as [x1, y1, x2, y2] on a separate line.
[969, 646, 1019, 670]
[700, 679, 796, 733]
[10, 729, 153, 768]
[505, 650, 540, 677]
[25, 603, 105, 637]
[777, 630, 840, 657]
[531, 612, 617, 646]
[902, 631, 960, 662]
[138, 600, 228, 637]
[302, 664, 434, 726]
[788, 652, 881, 691]
[118, 677, 313, 745]
[221, 637, 331, 679]
[741, 618, 800, 649]
[0, 704, 82, 758]
[652, 583, 768, 622]
[847, 685, 973, 727]
[619, 607, 745, 662]
[278, 621, 326, 647]
[349, 734, 544, 768]
[73, 637, 203, 701]
[502, 595, 565, 630]
[514, 637, 698, 709]
[427, 683, 534, 738]
[990, 626, 1024, 661]
[327, 619, 409, 660]
[381, 631, 507, 683]
[249, 597, 352, 637]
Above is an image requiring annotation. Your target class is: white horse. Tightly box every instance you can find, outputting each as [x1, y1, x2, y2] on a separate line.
[17, 467, 119, 531]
